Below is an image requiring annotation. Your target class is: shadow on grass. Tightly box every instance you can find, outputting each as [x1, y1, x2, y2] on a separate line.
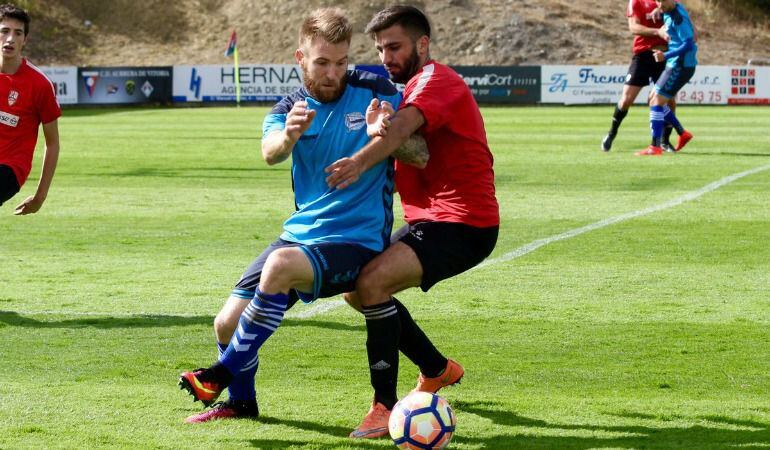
[249, 415, 386, 449]
[451, 400, 770, 449]
[678, 151, 770, 157]
[0, 311, 363, 332]
[77, 166, 277, 179]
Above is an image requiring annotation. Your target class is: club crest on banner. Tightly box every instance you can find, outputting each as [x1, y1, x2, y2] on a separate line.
[8, 90, 19, 106]
[82, 72, 99, 97]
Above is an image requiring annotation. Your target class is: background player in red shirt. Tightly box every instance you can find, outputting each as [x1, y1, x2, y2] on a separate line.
[0, 4, 61, 215]
[601, 0, 675, 152]
[325, 5, 499, 439]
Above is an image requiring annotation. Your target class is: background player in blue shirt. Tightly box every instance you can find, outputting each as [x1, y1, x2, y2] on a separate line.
[177, 7, 427, 422]
[637, 0, 697, 156]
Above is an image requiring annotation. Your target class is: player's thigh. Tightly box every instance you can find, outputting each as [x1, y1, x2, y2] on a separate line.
[260, 246, 315, 294]
[655, 66, 695, 100]
[625, 52, 656, 88]
[233, 239, 301, 297]
[298, 242, 380, 302]
[357, 241, 425, 301]
[395, 221, 499, 292]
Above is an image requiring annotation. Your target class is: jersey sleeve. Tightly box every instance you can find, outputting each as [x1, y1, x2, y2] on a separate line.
[401, 66, 460, 134]
[262, 97, 293, 137]
[627, 0, 641, 19]
[38, 77, 62, 124]
[262, 111, 286, 137]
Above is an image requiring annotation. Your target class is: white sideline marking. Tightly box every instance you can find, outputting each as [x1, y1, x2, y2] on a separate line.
[6, 164, 768, 321]
[476, 163, 770, 270]
[297, 162, 770, 317]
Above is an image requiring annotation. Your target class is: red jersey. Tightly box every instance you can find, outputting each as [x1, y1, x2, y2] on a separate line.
[627, 0, 668, 54]
[0, 58, 61, 186]
[396, 61, 499, 227]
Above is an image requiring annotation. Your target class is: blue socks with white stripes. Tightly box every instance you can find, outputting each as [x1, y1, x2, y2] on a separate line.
[663, 105, 685, 135]
[217, 289, 289, 381]
[650, 105, 665, 147]
[362, 299, 401, 409]
[217, 342, 258, 401]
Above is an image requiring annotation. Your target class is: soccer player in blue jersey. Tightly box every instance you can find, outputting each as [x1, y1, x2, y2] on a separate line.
[636, 0, 697, 156]
[177, 7, 427, 423]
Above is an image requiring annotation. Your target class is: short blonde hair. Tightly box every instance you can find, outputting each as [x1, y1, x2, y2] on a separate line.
[298, 7, 352, 50]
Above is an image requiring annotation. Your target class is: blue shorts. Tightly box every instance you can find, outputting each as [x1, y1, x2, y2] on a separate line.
[655, 66, 696, 99]
[232, 239, 378, 303]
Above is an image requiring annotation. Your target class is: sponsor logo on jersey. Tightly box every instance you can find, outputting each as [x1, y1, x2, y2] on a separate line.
[345, 111, 365, 132]
[0, 110, 20, 127]
[8, 90, 18, 106]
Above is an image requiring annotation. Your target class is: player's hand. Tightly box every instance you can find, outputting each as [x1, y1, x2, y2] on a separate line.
[657, 27, 670, 42]
[651, 7, 663, 23]
[13, 195, 44, 215]
[365, 98, 394, 138]
[285, 101, 317, 142]
[325, 156, 363, 190]
[653, 50, 666, 63]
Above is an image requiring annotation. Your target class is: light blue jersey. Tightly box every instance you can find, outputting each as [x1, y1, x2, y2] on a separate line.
[262, 70, 401, 252]
[663, 3, 698, 68]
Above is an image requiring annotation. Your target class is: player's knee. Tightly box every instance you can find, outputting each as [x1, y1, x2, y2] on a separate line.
[214, 311, 237, 342]
[343, 292, 363, 312]
[619, 95, 634, 110]
[355, 265, 388, 307]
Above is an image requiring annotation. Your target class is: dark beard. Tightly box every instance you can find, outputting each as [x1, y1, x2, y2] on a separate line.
[302, 66, 347, 103]
[388, 47, 421, 84]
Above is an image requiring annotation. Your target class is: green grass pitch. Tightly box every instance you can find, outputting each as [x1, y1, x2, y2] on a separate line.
[1, 105, 769, 449]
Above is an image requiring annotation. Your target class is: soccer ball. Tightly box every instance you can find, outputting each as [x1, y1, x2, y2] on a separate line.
[388, 391, 457, 449]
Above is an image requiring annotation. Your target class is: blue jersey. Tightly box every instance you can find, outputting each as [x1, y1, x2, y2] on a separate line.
[663, 3, 698, 68]
[262, 70, 402, 252]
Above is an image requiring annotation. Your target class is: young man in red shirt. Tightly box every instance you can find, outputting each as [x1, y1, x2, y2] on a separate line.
[0, 4, 61, 215]
[601, 0, 675, 152]
[325, 5, 499, 438]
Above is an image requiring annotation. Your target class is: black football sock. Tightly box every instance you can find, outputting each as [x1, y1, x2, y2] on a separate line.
[393, 297, 447, 378]
[362, 299, 400, 410]
[209, 362, 234, 386]
[664, 124, 674, 145]
[609, 106, 628, 136]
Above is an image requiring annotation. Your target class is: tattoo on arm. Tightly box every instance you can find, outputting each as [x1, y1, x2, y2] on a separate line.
[392, 134, 429, 168]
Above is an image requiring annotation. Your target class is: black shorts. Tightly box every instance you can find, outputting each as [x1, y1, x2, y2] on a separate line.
[394, 221, 499, 292]
[626, 51, 667, 87]
[655, 66, 696, 99]
[0, 165, 20, 207]
[232, 238, 379, 303]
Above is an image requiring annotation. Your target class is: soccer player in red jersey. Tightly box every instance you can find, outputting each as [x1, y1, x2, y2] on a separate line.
[602, 0, 676, 152]
[324, 5, 499, 439]
[0, 4, 61, 215]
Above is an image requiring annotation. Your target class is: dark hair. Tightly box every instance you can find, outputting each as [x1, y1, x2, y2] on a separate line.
[0, 3, 30, 35]
[364, 5, 430, 40]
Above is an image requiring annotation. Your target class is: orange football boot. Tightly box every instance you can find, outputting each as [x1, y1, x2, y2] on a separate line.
[414, 359, 464, 394]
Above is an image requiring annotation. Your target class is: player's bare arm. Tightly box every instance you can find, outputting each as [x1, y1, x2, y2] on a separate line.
[325, 105, 425, 189]
[366, 99, 428, 168]
[14, 119, 59, 215]
[393, 135, 428, 168]
[261, 100, 317, 165]
[628, 16, 669, 41]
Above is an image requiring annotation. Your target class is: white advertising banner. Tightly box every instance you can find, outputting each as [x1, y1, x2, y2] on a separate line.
[542, 65, 636, 105]
[173, 64, 303, 102]
[41, 66, 78, 105]
[541, 65, 770, 105]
